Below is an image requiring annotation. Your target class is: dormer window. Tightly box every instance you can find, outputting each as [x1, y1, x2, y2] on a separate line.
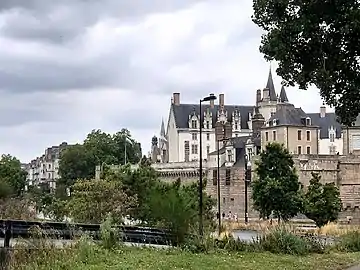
[206, 121, 210, 129]
[227, 149, 233, 162]
[330, 131, 335, 142]
[191, 120, 197, 129]
[272, 119, 277, 126]
[306, 117, 311, 125]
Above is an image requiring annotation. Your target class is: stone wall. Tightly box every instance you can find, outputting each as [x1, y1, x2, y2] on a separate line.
[96, 155, 360, 223]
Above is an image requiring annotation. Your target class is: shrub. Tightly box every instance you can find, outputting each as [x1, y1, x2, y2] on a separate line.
[337, 231, 360, 252]
[258, 226, 312, 255]
[100, 214, 122, 250]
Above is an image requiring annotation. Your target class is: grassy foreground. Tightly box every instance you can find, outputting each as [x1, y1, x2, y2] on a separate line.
[14, 246, 360, 270]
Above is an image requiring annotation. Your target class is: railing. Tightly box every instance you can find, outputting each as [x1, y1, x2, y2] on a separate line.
[0, 219, 175, 248]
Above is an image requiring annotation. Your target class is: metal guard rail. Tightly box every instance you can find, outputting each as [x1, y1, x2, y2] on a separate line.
[0, 219, 175, 248]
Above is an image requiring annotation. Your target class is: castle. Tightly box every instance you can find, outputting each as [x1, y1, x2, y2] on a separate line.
[149, 69, 360, 224]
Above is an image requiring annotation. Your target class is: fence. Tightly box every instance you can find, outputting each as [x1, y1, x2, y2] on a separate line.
[0, 219, 175, 269]
[0, 219, 174, 248]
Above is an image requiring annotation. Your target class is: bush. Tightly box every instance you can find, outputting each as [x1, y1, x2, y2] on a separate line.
[100, 214, 122, 250]
[337, 231, 360, 252]
[258, 226, 324, 255]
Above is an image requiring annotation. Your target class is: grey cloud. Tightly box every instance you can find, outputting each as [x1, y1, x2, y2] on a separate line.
[0, 0, 207, 44]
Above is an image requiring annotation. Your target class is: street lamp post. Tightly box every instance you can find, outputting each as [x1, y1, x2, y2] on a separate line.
[199, 94, 217, 237]
[244, 154, 252, 223]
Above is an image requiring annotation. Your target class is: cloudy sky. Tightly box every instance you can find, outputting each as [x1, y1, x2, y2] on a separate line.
[0, 0, 326, 163]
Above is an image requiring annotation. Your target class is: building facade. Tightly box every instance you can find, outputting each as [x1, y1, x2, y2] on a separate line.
[152, 69, 343, 160]
[25, 142, 70, 191]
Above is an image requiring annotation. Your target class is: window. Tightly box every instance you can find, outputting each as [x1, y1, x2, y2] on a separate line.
[206, 121, 210, 129]
[265, 132, 269, 141]
[207, 145, 210, 155]
[184, 141, 190, 162]
[48, 164, 51, 169]
[191, 119, 197, 129]
[192, 133, 197, 140]
[272, 130, 276, 141]
[230, 198, 235, 206]
[307, 146, 311, 154]
[297, 146, 302, 155]
[207, 133, 210, 140]
[235, 122, 238, 130]
[297, 130, 302, 140]
[306, 131, 311, 141]
[227, 149, 233, 162]
[247, 148, 253, 157]
[330, 132, 335, 142]
[306, 117, 311, 125]
[212, 170, 217, 185]
[353, 135, 360, 150]
[273, 119, 277, 126]
[329, 145, 336, 155]
[191, 144, 198, 154]
[225, 169, 231, 185]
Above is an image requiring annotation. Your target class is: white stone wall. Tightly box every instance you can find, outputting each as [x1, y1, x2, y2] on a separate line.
[319, 138, 343, 155]
[167, 108, 179, 162]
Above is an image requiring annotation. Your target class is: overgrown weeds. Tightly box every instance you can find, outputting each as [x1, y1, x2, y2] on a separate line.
[183, 224, 327, 256]
[336, 231, 360, 252]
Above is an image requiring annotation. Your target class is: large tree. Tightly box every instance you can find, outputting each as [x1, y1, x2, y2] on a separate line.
[304, 172, 342, 227]
[252, 0, 360, 125]
[58, 144, 96, 187]
[252, 143, 303, 221]
[58, 129, 142, 191]
[66, 178, 136, 223]
[0, 154, 27, 197]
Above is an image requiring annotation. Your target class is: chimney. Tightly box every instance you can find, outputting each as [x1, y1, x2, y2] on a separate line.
[210, 99, 215, 108]
[256, 89, 262, 106]
[320, 105, 326, 118]
[263, 88, 270, 101]
[173, 93, 180, 106]
[219, 94, 224, 108]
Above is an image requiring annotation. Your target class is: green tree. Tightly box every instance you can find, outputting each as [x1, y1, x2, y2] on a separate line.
[58, 129, 142, 193]
[252, 143, 303, 221]
[252, 0, 360, 125]
[58, 144, 96, 187]
[109, 165, 159, 222]
[148, 179, 215, 244]
[304, 172, 342, 227]
[0, 154, 27, 196]
[66, 178, 136, 223]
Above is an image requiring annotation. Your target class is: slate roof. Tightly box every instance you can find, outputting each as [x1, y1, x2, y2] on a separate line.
[279, 86, 289, 102]
[268, 105, 342, 139]
[306, 112, 342, 139]
[266, 69, 278, 101]
[171, 104, 254, 129]
[268, 105, 312, 126]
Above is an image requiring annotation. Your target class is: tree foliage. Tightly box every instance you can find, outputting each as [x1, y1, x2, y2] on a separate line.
[252, 143, 303, 221]
[0, 154, 27, 197]
[58, 129, 142, 190]
[252, 0, 360, 125]
[304, 172, 342, 227]
[66, 178, 136, 224]
[148, 179, 215, 244]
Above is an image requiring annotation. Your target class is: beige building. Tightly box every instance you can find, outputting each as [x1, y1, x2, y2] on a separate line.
[261, 105, 319, 155]
[343, 115, 360, 155]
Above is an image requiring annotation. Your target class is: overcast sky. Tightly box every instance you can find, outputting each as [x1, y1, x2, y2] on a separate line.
[0, 0, 326, 163]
